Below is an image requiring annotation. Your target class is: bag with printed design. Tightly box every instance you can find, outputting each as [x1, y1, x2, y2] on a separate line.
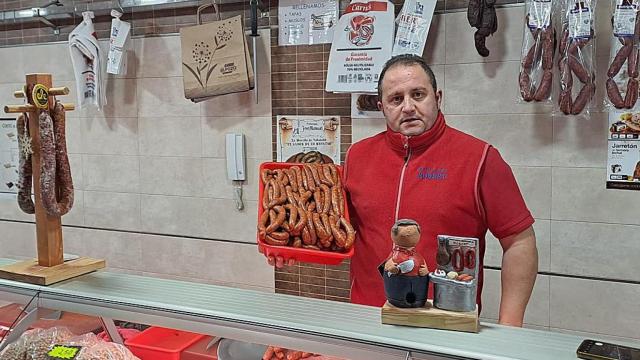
[180, 3, 254, 101]
[325, 0, 395, 93]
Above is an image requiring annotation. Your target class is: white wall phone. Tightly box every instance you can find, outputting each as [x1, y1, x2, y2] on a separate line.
[225, 133, 246, 210]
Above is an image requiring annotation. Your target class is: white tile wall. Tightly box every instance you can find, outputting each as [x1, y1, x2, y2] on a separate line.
[550, 220, 640, 282]
[139, 116, 202, 157]
[140, 157, 205, 197]
[550, 277, 640, 339]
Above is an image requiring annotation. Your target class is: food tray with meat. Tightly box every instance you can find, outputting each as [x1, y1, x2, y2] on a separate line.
[257, 162, 355, 265]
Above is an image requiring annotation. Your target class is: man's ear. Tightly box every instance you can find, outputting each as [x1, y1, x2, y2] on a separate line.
[377, 100, 384, 112]
[436, 89, 443, 110]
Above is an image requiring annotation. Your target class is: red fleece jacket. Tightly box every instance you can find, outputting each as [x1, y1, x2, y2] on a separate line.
[344, 112, 534, 308]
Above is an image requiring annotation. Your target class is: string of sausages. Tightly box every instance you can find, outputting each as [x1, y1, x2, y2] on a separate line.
[258, 164, 355, 252]
[17, 113, 35, 214]
[519, 23, 554, 102]
[16, 101, 74, 216]
[606, 14, 640, 109]
[557, 25, 595, 115]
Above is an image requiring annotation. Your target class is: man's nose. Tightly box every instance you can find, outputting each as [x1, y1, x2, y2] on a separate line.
[401, 98, 416, 112]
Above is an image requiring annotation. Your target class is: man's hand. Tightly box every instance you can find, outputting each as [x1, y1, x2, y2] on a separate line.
[498, 226, 538, 327]
[267, 255, 296, 268]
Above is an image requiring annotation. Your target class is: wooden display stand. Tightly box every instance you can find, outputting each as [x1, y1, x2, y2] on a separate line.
[381, 301, 479, 333]
[0, 73, 104, 285]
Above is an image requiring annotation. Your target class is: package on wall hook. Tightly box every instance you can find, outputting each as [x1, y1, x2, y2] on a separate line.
[68, 10, 106, 110]
[107, 9, 131, 75]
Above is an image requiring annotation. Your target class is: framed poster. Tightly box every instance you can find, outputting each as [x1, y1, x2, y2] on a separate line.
[277, 116, 340, 163]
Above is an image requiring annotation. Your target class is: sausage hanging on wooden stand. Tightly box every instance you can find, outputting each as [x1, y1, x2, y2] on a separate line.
[16, 113, 35, 214]
[39, 101, 74, 217]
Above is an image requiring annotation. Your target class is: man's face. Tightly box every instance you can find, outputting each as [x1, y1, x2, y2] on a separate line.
[378, 64, 442, 137]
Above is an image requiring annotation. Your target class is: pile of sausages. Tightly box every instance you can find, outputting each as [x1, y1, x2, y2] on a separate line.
[17, 101, 74, 217]
[258, 164, 355, 252]
[557, 25, 596, 115]
[606, 15, 640, 109]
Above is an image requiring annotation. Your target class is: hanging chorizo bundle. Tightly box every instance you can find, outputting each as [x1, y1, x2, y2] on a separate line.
[518, 0, 556, 103]
[258, 164, 355, 253]
[606, 0, 640, 109]
[16, 101, 74, 216]
[557, 0, 596, 115]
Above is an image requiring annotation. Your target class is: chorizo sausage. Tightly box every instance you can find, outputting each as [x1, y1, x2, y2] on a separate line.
[571, 82, 595, 115]
[340, 217, 355, 250]
[519, 71, 534, 102]
[265, 205, 286, 233]
[16, 113, 35, 214]
[607, 78, 626, 109]
[533, 70, 552, 101]
[559, 89, 573, 115]
[607, 39, 633, 78]
[568, 54, 591, 84]
[628, 47, 639, 78]
[40, 104, 74, 217]
[258, 210, 270, 239]
[625, 78, 639, 109]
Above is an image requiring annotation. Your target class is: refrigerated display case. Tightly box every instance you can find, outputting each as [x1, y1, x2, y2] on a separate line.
[0, 258, 595, 360]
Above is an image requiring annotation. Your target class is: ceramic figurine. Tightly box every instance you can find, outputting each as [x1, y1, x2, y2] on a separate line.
[379, 219, 429, 308]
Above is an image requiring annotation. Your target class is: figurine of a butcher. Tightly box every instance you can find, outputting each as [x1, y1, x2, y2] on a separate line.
[384, 219, 429, 277]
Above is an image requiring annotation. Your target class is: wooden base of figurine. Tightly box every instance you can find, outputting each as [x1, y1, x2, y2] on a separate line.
[381, 300, 479, 333]
[0, 257, 105, 285]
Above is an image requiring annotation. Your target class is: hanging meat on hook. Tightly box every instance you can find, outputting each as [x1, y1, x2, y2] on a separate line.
[17, 113, 35, 214]
[468, 0, 498, 57]
[39, 101, 74, 217]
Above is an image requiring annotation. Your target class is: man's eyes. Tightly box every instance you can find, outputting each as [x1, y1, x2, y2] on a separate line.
[413, 92, 425, 99]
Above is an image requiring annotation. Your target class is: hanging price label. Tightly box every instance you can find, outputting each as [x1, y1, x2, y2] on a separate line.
[47, 345, 82, 359]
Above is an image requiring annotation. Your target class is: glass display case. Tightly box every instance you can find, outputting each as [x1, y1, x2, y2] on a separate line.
[0, 258, 590, 360]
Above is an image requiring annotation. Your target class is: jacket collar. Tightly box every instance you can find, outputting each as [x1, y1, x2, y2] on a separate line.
[384, 111, 446, 154]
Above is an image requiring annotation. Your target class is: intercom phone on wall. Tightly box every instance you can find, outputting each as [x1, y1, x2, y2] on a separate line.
[225, 133, 246, 210]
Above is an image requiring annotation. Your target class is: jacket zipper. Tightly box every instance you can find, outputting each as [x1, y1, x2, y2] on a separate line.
[394, 138, 411, 221]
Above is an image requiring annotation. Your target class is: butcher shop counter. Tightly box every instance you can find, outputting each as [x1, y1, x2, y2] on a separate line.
[0, 258, 633, 360]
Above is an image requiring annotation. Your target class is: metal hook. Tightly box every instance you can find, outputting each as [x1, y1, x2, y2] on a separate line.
[405, 351, 412, 360]
[115, 0, 124, 13]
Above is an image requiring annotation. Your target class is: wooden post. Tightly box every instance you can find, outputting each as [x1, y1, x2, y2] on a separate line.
[25, 74, 64, 267]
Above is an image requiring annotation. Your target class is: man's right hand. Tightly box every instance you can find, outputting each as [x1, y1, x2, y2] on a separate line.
[267, 255, 296, 268]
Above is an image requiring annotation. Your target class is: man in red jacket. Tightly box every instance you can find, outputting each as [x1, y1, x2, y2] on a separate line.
[270, 54, 538, 327]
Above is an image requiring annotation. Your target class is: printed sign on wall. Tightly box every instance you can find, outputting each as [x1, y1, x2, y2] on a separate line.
[279, 0, 338, 45]
[277, 116, 341, 164]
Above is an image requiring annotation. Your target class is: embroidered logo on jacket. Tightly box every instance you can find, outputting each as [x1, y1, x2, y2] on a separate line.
[417, 167, 447, 180]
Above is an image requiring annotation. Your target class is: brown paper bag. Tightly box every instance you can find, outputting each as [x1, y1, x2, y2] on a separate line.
[180, 3, 254, 100]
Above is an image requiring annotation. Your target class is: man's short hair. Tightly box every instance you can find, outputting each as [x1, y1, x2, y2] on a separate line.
[377, 54, 438, 99]
[391, 219, 421, 236]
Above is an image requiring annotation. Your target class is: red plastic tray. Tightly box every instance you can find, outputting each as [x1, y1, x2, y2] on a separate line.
[125, 327, 206, 360]
[257, 162, 354, 265]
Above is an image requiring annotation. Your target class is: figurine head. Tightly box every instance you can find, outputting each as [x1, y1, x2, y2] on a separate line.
[391, 219, 421, 248]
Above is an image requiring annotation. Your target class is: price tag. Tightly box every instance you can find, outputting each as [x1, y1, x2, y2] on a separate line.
[47, 345, 82, 359]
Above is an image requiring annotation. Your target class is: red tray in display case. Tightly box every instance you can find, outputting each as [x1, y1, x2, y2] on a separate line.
[257, 162, 354, 265]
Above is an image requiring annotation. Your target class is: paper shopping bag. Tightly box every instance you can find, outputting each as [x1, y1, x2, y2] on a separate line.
[180, 3, 254, 100]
